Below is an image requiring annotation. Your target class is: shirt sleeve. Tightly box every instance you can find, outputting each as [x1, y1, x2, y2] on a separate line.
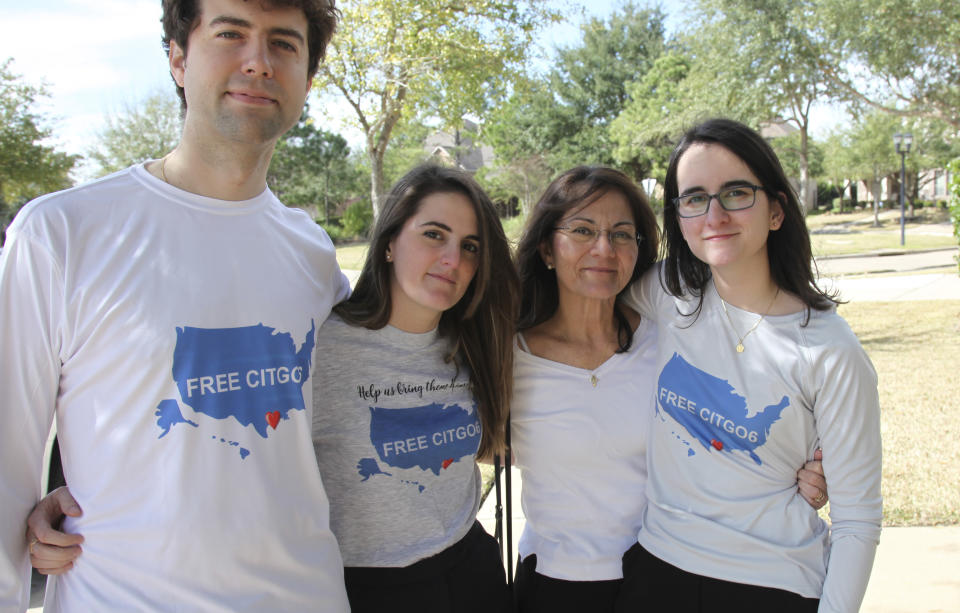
[622, 264, 664, 321]
[809, 323, 883, 613]
[0, 225, 63, 611]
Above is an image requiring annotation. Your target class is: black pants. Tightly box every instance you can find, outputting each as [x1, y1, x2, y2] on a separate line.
[344, 521, 510, 613]
[615, 543, 819, 613]
[514, 554, 622, 613]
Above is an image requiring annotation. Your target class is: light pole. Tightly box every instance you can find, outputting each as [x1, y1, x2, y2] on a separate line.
[892, 132, 913, 246]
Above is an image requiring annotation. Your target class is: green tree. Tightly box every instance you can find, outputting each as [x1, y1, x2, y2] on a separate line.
[948, 158, 960, 272]
[476, 154, 553, 217]
[485, 4, 668, 180]
[815, 0, 960, 129]
[610, 51, 694, 184]
[88, 90, 181, 176]
[314, 0, 560, 219]
[680, 0, 833, 210]
[268, 108, 364, 221]
[0, 59, 77, 239]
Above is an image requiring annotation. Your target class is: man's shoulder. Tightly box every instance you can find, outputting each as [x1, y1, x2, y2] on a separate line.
[15, 166, 143, 223]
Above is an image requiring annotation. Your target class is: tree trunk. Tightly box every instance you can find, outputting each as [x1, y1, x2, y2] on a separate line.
[872, 170, 881, 227]
[369, 147, 386, 223]
[798, 128, 811, 214]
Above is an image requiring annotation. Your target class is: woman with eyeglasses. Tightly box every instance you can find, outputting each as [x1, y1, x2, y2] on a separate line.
[617, 119, 881, 612]
[508, 166, 829, 613]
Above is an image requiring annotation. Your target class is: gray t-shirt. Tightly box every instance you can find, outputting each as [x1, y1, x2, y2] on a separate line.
[312, 314, 482, 567]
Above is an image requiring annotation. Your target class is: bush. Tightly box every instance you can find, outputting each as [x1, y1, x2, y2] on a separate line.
[341, 200, 373, 238]
[948, 159, 960, 273]
[317, 220, 346, 244]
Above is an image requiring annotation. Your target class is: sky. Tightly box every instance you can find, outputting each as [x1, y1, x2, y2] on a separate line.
[0, 0, 838, 179]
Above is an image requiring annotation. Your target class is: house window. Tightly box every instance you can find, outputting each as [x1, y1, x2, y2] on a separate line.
[934, 170, 945, 196]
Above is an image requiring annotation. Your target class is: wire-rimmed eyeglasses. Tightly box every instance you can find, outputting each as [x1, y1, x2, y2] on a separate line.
[553, 222, 641, 248]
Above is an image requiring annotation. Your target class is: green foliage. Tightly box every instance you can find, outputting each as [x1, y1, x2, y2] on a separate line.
[315, 0, 561, 216]
[814, 0, 960, 129]
[610, 51, 694, 184]
[948, 158, 960, 272]
[680, 0, 833, 208]
[317, 220, 347, 243]
[88, 90, 180, 176]
[268, 106, 365, 220]
[0, 59, 77, 238]
[486, 4, 668, 181]
[341, 198, 374, 238]
[475, 154, 553, 218]
[771, 132, 824, 179]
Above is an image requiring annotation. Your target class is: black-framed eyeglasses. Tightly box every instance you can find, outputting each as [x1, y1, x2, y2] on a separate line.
[553, 222, 642, 248]
[673, 184, 765, 218]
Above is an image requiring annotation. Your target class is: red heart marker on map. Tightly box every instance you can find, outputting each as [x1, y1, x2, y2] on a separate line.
[711, 439, 723, 451]
[442, 458, 454, 469]
[266, 411, 281, 430]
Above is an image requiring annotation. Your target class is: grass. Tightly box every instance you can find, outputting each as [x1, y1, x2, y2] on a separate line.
[837, 300, 960, 526]
[808, 208, 956, 257]
[335, 242, 369, 271]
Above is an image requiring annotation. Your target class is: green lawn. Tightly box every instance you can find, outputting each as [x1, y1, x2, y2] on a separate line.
[837, 300, 960, 526]
[808, 207, 956, 256]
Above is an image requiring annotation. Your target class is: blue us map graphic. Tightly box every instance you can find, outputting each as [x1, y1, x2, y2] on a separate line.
[656, 353, 790, 465]
[358, 402, 481, 492]
[154, 321, 316, 459]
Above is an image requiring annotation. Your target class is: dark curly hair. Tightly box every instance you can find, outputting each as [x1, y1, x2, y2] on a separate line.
[161, 0, 338, 111]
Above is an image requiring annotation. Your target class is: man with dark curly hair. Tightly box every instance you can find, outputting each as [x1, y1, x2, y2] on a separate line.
[0, 1, 352, 610]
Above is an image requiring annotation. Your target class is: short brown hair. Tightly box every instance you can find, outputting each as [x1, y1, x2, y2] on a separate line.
[161, 0, 338, 110]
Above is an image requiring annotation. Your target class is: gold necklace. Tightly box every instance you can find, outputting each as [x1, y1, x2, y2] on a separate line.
[160, 155, 169, 183]
[718, 286, 780, 353]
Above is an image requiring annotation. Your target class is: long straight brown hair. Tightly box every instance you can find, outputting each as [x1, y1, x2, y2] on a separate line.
[335, 164, 518, 458]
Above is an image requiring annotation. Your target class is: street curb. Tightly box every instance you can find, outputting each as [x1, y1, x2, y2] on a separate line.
[815, 246, 958, 261]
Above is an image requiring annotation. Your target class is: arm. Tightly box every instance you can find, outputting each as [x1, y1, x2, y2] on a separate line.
[0, 225, 64, 610]
[812, 333, 883, 613]
[27, 487, 84, 575]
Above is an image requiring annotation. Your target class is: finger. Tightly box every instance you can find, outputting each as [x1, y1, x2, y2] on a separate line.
[813, 448, 823, 462]
[802, 459, 824, 477]
[796, 479, 819, 502]
[50, 486, 84, 517]
[33, 561, 76, 576]
[797, 468, 827, 493]
[28, 488, 85, 548]
[29, 541, 82, 566]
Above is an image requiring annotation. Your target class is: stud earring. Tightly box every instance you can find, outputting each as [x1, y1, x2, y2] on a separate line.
[386, 252, 392, 262]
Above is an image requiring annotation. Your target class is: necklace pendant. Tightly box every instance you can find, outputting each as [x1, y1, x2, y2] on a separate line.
[736, 343, 745, 353]
[590, 374, 598, 387]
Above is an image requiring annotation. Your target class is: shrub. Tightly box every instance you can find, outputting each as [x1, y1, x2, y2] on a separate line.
[318, 220, 345, 244]
[948, 159, 960, 273]
[341, 200, 373, 238]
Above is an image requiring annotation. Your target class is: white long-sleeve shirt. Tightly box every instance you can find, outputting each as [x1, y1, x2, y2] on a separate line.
[624, 268, 882, 612]
[0, 164, 351, 612]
